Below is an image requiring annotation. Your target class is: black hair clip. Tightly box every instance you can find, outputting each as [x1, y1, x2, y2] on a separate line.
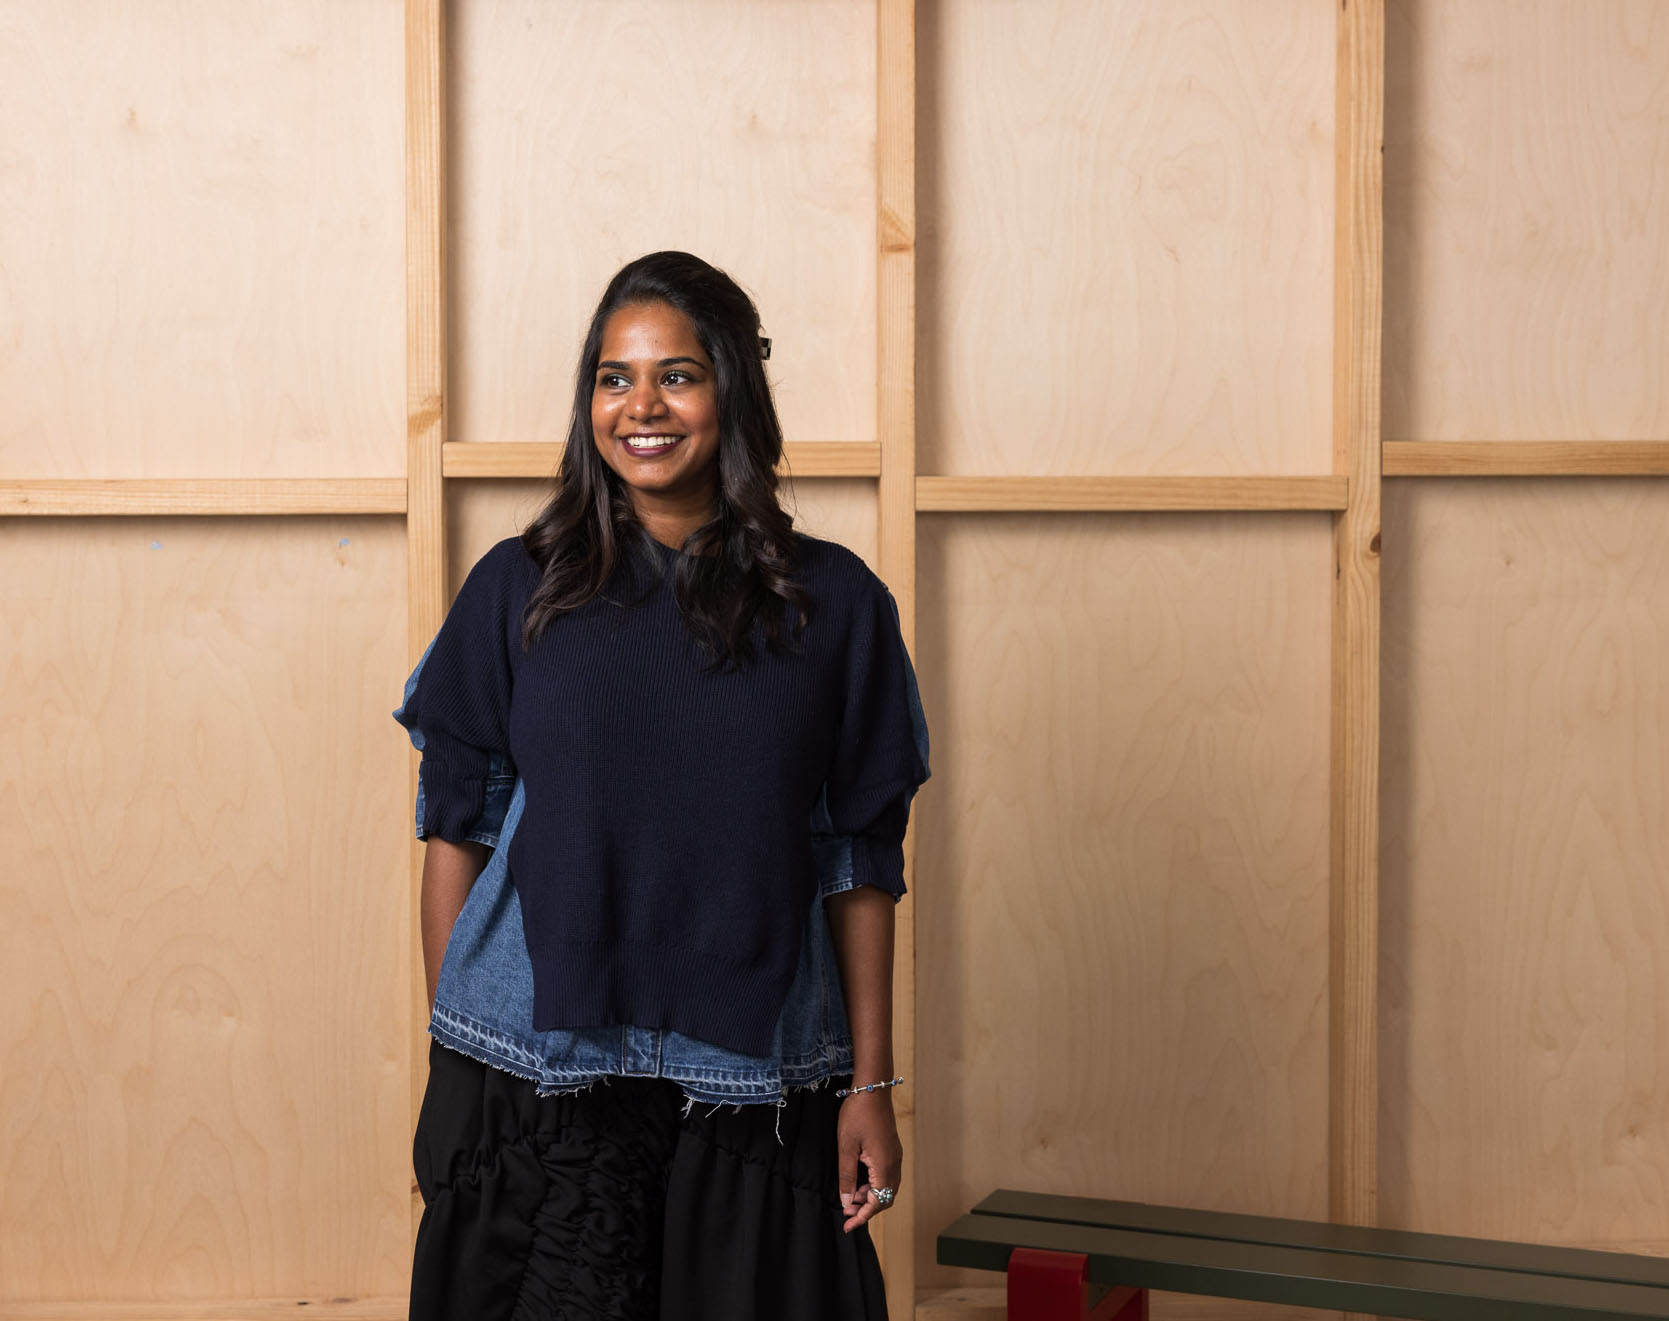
[758, 335, 772, 360]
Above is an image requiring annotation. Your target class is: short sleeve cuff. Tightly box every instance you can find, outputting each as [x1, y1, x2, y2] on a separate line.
[848, 834, 908, 902]
[417, 757, 488, 845]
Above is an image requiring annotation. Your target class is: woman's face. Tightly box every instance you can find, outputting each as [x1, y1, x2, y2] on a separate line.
[590, 300, 721, 523]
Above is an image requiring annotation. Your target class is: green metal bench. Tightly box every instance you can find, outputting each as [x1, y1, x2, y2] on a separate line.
[938, 1190, 1669, 1320]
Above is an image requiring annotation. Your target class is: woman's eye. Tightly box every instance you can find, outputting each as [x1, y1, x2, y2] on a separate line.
[662, 370, 691, 386]
[599, 372, 628, 389]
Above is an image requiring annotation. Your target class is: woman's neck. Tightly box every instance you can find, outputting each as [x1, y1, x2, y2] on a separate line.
[633, 500, 716, 551]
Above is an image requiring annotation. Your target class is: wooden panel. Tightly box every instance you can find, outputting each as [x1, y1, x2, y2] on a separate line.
[446, 481, 548, 588]
[1381, 481, 1669, 1244]
[0, 519, 410, 1299]
[405, 0, 448, 1234]
[917, 476, 1348, 513]
[1384, 1, 1669, 443]
[0, 2, 405, 479]
[406, 0, 449, 657]
[917, 0, 1336, 477]
[0, 480, 406, 517]
[445, 479, 878, 591]
[915, 515, 1333, 1288]
[1328, 0, 1384, 1244]
[448, 0, 876, 449]
[785, 479, 879, 573]
[1385, 442, 1669, 477]
[876, 0, 918, 1302]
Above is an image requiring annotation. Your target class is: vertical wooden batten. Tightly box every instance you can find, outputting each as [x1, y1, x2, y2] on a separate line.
[405, 0, 447, 1234]
[875, 0, 918, 1311]
[1329, 0, 1384, 1240]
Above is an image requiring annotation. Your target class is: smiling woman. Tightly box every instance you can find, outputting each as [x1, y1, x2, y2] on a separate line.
[399, 252, 929, 1319]
[519, 252, 812, 670]
[589, 300, 723, 544]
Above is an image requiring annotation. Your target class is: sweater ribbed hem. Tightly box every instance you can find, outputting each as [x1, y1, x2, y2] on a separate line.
[530, 940, 792, 1059]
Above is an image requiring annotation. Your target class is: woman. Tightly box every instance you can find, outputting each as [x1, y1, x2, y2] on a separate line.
[394, 251, 930, 1320]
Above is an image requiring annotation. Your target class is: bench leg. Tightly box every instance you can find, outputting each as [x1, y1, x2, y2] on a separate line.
[1007, 1248, 1149, 1321]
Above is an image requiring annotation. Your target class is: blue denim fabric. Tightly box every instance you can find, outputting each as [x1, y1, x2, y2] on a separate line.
[393, 593, 929, 1107]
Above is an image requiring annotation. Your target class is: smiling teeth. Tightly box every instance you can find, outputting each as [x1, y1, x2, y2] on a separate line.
[625, 435, 680, 450]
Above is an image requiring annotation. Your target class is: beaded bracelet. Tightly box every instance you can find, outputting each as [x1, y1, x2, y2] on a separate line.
[835, 1075, 904, 1099]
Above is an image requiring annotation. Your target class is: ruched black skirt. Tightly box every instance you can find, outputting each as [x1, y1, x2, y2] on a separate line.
[410, 1040, 890, 1321]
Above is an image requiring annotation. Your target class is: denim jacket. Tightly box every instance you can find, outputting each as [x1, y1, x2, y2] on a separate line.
[393, 599, 929, 1107]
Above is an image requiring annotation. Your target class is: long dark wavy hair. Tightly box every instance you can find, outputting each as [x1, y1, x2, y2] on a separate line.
[519, 251, 808, 667]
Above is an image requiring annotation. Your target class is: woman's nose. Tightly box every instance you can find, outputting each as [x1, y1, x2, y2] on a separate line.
[627, 380, 665, 418]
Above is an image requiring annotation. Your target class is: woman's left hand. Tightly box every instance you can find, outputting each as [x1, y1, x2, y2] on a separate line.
[837, 1090, 902, 1233]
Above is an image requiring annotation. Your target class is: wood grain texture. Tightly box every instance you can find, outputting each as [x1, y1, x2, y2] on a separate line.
[0, 2, 404, 479]
[445, 481, 551, 587]
[876, 0, 918, 1301]
[0, 519, 411, 1300]
[916, 477, 1348, 513]
[1380, 480, 1669, 1246]
[0, 480, 405, 517]
[784, 479, 881, 574]
[1328, 0, 1384, 1238]
[914, 515, 1333, 1290]
[1384, 442, 1669, 477]
[406, 0, 448, 657]
[1383, 0, 1669, 442]
[917, 0, 1336, 477]
[404, 0, 448, 1235]
[447, 0, 877, 451]
[440, 441, 883, 479]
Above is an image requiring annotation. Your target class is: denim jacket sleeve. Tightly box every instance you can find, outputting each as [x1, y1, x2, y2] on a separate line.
[393, 637, 515, 849]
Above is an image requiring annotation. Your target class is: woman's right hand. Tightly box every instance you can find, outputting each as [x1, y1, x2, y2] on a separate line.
[837, 1090, 902, 1233]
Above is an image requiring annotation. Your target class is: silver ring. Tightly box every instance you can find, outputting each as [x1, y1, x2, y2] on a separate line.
[872, 1186, 896, 1208]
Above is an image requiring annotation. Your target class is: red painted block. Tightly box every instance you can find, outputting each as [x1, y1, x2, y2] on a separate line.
[1007, 1247, 1148, 1321]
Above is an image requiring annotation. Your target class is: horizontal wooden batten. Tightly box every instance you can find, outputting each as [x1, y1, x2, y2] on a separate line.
[441, 440, 883, 479]
[0, 479, 407, 516]
[915, 475, 1349, 513]
[1384, 442, 1669, 477]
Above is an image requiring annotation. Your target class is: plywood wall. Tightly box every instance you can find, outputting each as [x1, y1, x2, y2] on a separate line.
[1381, 481, 1669, 1247]
[0, 1, 406, 479]
[0, 0, 412, 1308]
[913, 4, 1340, 1309]
[7, 0, 1668, 1315]
[0, 518, 411, 1300]
[914, 515, 1334, 1278]
[917, 0, 1336, 476]
[1381, 0, 1669, 1256]
[1384, 0, 1669, 444]
[447, 0, 878, 451]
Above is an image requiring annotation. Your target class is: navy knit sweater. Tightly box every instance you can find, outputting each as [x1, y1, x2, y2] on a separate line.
[407, 531, 928, 1057]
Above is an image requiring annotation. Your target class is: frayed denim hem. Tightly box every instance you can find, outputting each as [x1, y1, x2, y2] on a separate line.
[430, 1002, 855, 1109]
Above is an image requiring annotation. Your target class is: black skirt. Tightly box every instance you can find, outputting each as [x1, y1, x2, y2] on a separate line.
[410, 1040, 890, 1321]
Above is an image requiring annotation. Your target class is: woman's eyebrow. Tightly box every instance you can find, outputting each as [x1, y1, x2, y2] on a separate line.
[596, 356, 705, 371]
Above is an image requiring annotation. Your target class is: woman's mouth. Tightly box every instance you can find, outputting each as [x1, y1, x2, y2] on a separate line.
[621, 433, 685, 456]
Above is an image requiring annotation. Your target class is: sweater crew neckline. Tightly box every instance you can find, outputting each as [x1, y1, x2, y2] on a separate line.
[639, 527, 705, 560]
